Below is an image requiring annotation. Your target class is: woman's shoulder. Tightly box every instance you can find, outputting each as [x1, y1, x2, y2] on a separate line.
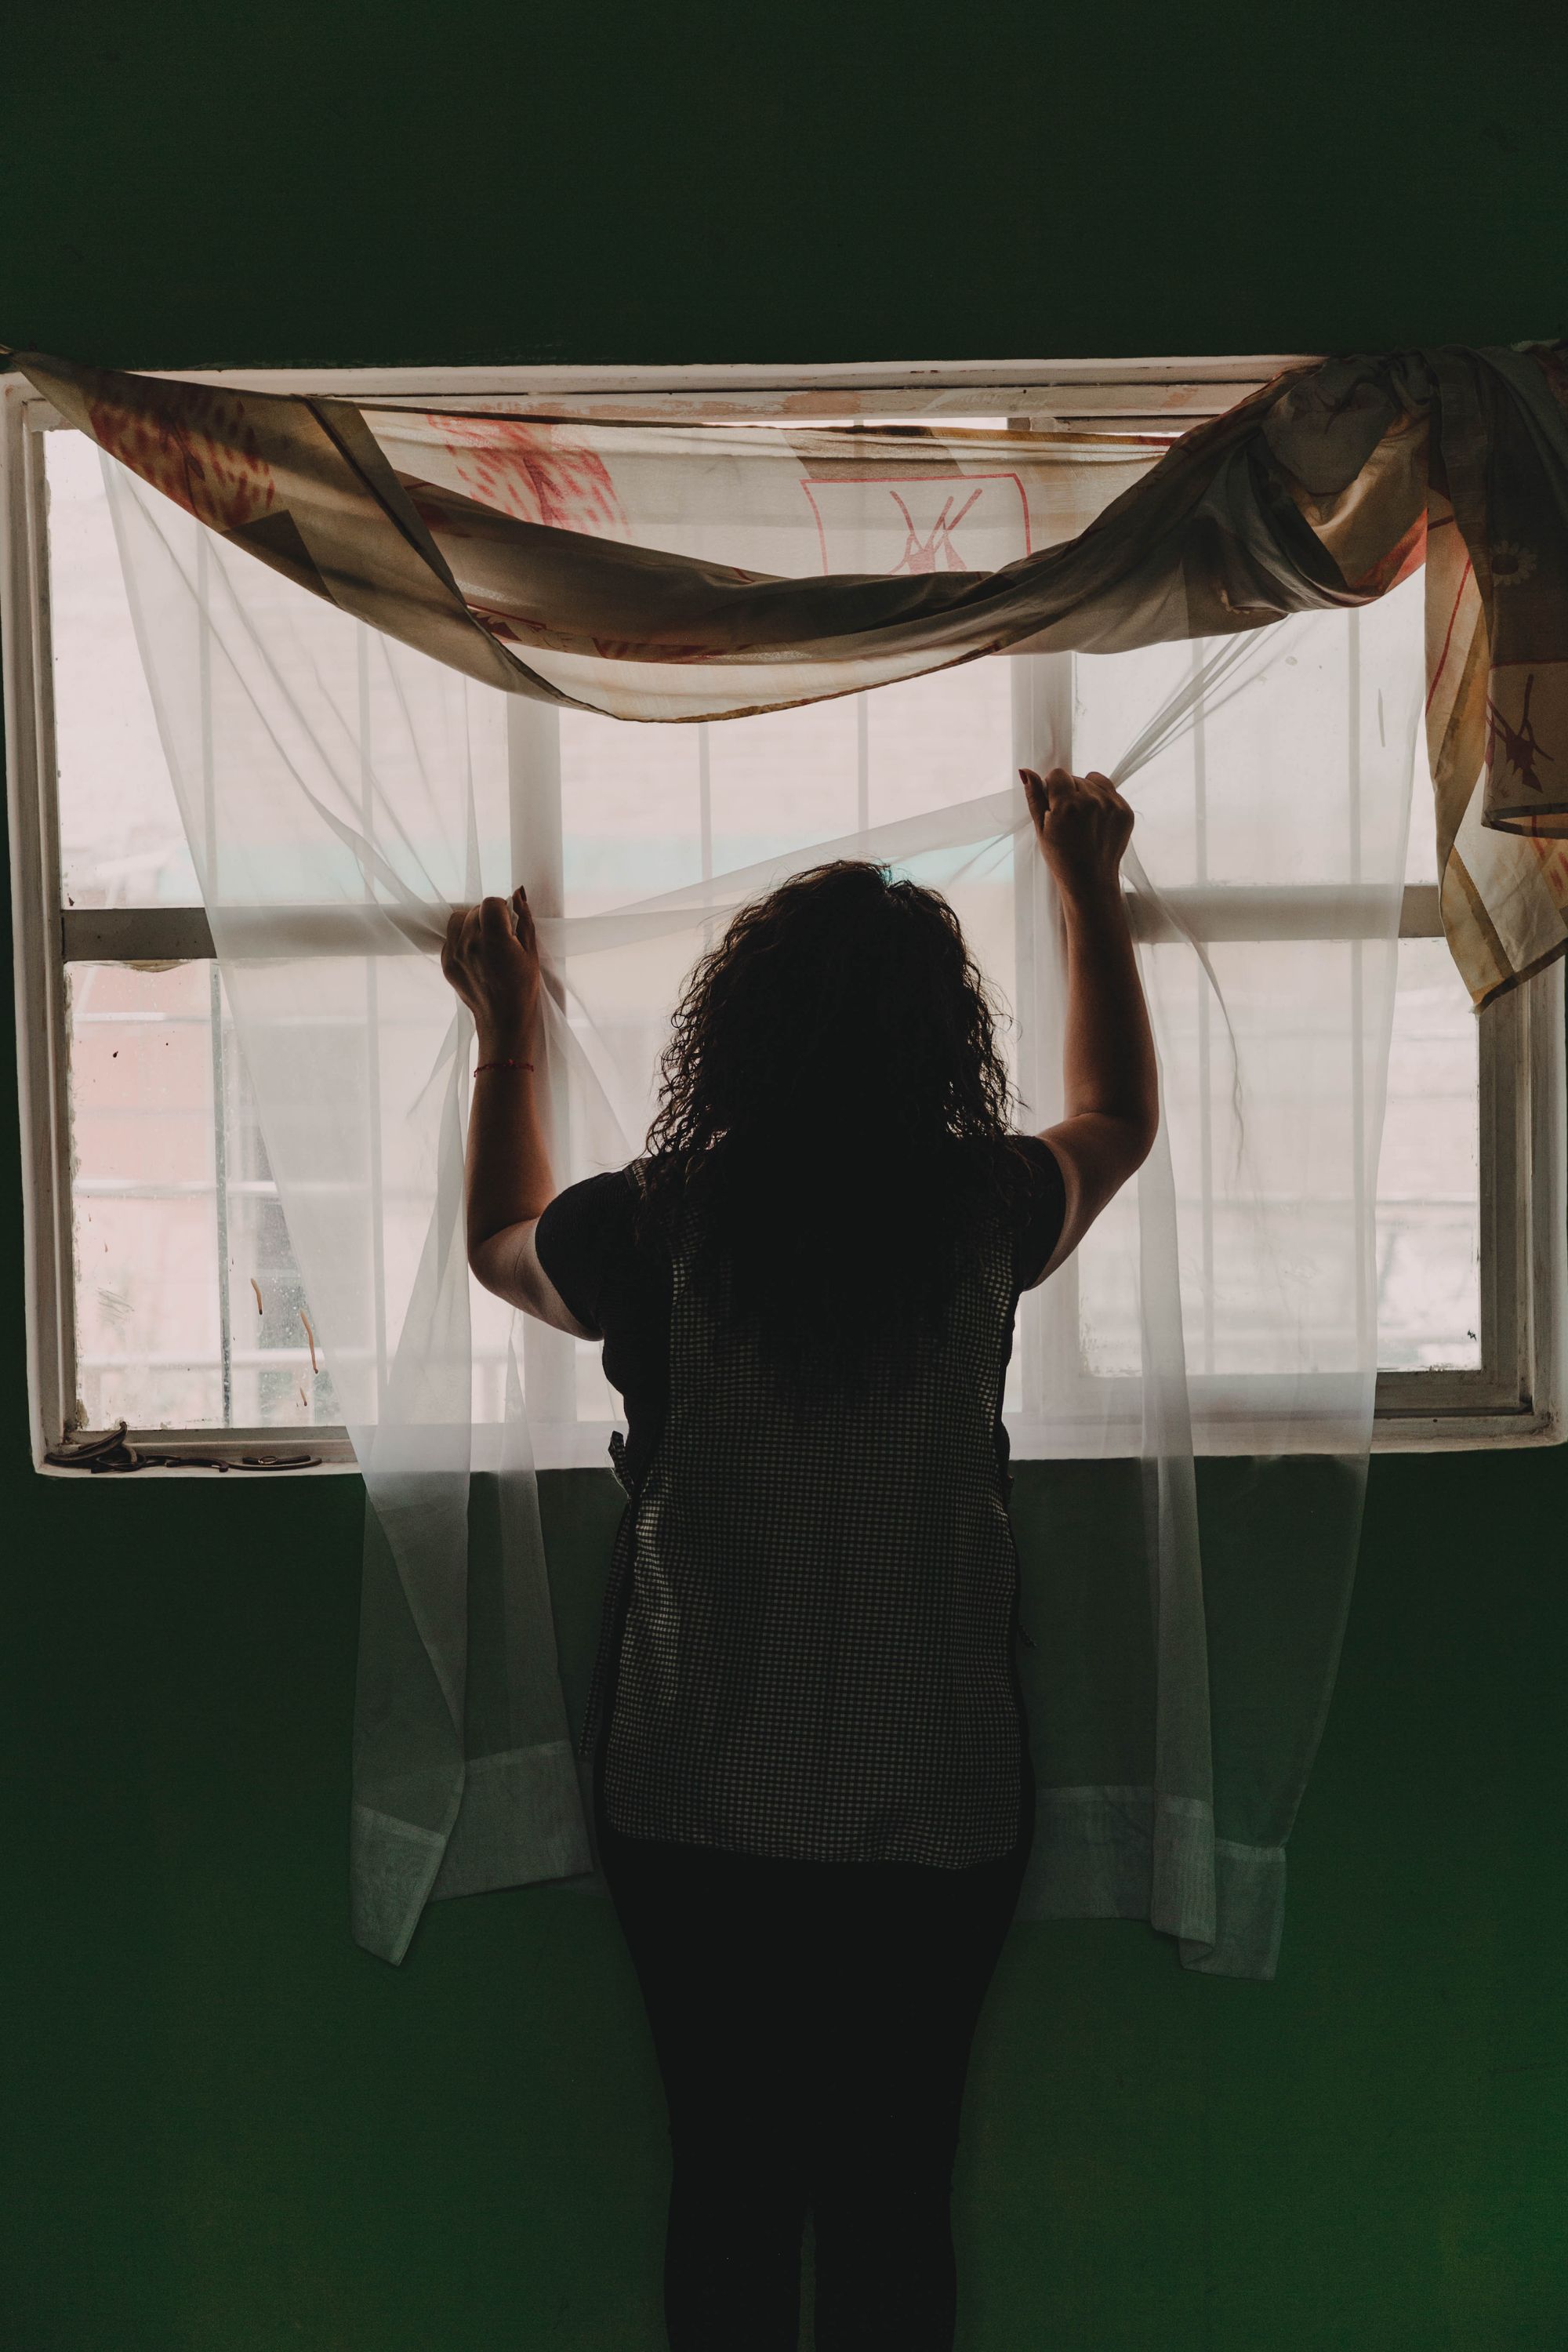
[941, 1131, 1066, 1295]
[994, 1132, 1066, 1287]
[956, 1127, 1062, 1193]
[541, 1162, 642, 1227]
[535, 1163, 648, 1296]
[1002, 1131, 1064, 1187]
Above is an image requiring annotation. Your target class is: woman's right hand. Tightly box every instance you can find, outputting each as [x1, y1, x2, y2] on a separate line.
[1021, 767, 1134, 902]
[441, 886, 542, 1054]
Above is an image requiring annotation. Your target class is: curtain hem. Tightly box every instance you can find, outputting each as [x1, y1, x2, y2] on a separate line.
[1014, 1783, 1286, 1981]
[350, 1802, 456, 1967]
[429, 1739, 594, 1902]
[350, 1739, 593, 1965]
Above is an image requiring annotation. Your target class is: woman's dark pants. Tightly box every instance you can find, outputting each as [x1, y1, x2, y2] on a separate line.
[594, 1754, 1034, 2351]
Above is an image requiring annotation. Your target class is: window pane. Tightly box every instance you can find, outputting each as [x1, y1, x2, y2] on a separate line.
[67, 962, 338, 1432]
[1072, 579, 1425, 891]
[1069, 929, 1483, 1382]
[1076, 937, 1391, 1381]
[1403, 750, 1439, 886]
[67, 961, 532, 1433]
[864, 663, 1014, 826]
[45, 432, 201, 909]
[554, 662, 1018, 1208]
[1375, 935, 1481, 1369]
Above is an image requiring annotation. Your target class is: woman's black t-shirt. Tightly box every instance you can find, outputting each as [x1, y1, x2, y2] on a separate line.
[535, 1134, 1066, 1491]
[537, 1134, 1067, 1866]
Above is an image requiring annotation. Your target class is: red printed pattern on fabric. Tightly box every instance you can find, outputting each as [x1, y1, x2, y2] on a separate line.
[1487, 673, 1550, 795]
[86, 382, 279, 533]
[799, 475, 1030, 576]
[423, 415, 629, 538]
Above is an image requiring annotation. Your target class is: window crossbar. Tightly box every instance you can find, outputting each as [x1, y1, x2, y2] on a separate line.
[60, 882, 1446, 968]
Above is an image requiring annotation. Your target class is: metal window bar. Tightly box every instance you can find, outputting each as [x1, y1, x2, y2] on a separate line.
[57, 884, 1454, 965]
[194, 530, 235, 1427]
[699, 722, 713, 881]
[1010, 650, 1077, 1424]
[1478, 977, 1524, 1396]
[208, 960, 234, 1427]
[697, 718, 716, 953]
[1192, 641, 1216, 1377]
[507, 695, 576, 1425]
[1348, 608, 1370, 1370]
[6, 405, 79, 1448]
[357, 630, 390, 1421]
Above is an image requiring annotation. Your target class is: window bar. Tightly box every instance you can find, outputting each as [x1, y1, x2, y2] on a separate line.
[855, 695, 870, 833]
[507, 697, 576, 1425]
[698, 720, 715, 952]
[1347, 610, 1370, 1369]
[1475, 971, 1520, 1400]
[698, 721, 713, 880]
[1192, 642, 1216, 1377]
[358, 633, 389, 1422]
[208, 963, 234, 1426]
[194, 532, 234, 1423]
[16, 416, 78, 1445]
[206, 974, 237, 1430]
[1011, 652, 1077, 1422]
[197, 529, 217, 900]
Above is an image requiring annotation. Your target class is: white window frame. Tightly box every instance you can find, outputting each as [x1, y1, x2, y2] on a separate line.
[4, 354, 1563, 1472]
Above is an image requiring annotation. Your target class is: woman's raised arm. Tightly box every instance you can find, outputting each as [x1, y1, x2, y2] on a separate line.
[1019, 767, 1160, 1286]
[441, 888, 597, 1336]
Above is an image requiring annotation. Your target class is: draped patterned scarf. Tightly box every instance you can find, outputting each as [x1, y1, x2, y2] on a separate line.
[15, 340, 1568, 1006]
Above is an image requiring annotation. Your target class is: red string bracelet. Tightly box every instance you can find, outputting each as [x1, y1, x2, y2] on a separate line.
[474, 1057, 535, 1075]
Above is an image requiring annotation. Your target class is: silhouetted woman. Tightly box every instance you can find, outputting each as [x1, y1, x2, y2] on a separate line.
[442, 766, 1157, 2352]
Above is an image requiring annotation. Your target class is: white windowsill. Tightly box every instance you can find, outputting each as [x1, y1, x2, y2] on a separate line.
[34, 1401, 1565, 1477]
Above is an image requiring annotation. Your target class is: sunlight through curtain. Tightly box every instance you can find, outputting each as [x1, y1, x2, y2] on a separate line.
[101, 426, 1424, 1975]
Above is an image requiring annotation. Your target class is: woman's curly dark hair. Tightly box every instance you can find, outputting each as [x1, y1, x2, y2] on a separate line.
[635, 860, 1037, 1385]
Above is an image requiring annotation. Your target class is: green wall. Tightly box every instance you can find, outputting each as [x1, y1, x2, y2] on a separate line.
[4, 0, 1566, 368]
[3, 5, 1566, 2345]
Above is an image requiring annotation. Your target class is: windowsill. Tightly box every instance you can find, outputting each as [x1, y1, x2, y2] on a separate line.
[1364, 1405, 1563, 1453]
[35, 1451, 360, 1479]
[33, 1403, 1565, 1477]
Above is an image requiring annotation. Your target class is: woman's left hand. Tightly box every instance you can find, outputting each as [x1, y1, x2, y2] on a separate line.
[441, 887, 542, 1052]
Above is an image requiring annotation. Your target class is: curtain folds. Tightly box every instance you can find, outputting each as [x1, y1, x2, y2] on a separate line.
[27, 340, 1491, 1976]
[20, 339, 1568, 1005]
[101, 423, 1421, 1978]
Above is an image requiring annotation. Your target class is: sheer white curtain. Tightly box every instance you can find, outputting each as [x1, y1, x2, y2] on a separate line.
[103, 448, 1423, 1976]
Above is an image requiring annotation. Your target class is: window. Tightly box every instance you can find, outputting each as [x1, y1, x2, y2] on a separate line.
[4, 360, 1562, 1471]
